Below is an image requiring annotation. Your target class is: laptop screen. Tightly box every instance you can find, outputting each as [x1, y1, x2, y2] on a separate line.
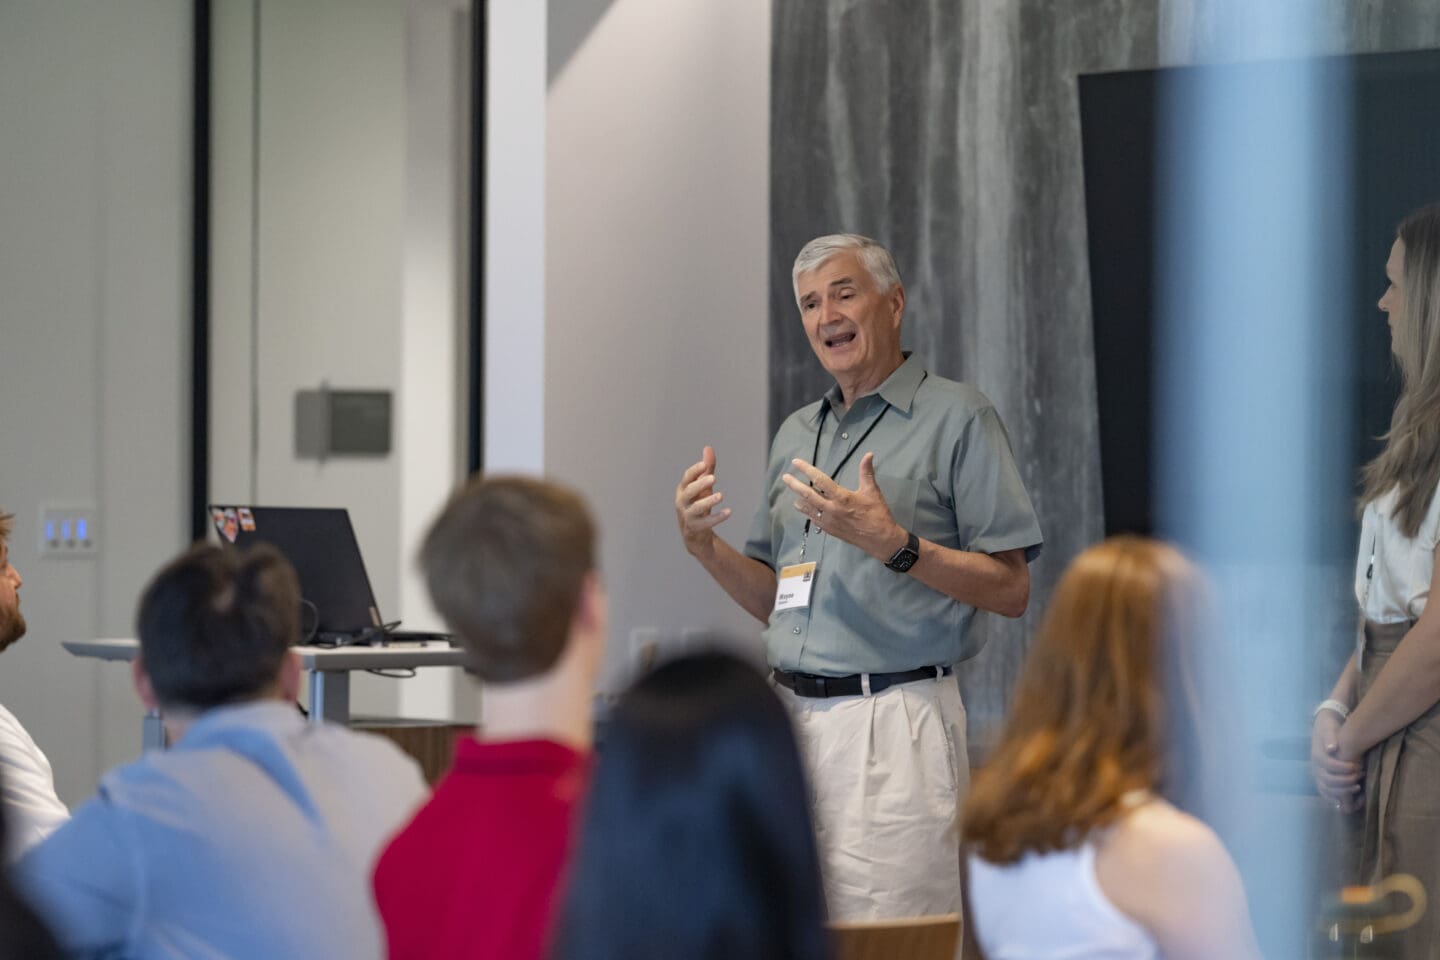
[207, 506, 382, 637]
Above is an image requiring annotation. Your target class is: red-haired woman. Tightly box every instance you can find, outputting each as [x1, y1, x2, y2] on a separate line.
[962, 537, 1261, 960]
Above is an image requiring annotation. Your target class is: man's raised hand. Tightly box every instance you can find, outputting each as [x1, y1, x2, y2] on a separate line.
[782, 452, 906, 561]
[675, 446, 732, 558]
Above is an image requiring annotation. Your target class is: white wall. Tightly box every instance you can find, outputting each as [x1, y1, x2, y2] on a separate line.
[544, 0, 773, 691]
[0, 0, 190, 802]
[398, 0, 473, 718]
[484, 0, 547, 474]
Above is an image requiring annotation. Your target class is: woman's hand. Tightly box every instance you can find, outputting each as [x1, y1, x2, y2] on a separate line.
[1312, 711, 1363, 813]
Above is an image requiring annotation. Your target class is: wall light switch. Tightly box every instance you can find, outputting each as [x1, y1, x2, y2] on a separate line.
[40, 503, 98, 557]
[630, 627, 660, 678]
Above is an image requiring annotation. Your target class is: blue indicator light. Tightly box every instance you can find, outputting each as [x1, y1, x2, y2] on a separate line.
[77, 518, 88, 540]
[60, 521, 71, 540]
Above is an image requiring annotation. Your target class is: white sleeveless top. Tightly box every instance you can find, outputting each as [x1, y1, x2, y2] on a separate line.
[968, 838, 1160, 960]
[1355, 484, 1440, 624]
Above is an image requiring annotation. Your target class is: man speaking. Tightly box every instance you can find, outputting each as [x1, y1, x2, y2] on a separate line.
[674, 234, 1042, 919]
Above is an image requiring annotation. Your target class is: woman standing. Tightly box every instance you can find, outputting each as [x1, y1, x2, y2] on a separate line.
[963, 537, 1261, 960]
[1312, 203, 1440, 956]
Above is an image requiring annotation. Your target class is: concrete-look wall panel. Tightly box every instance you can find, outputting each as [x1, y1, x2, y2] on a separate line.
[770, 0, 1440, 755]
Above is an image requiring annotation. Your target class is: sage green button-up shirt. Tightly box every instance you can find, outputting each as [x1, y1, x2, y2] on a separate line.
[744, 353, 1042, 675]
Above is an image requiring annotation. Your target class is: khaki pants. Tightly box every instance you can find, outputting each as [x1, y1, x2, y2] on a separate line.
[776, 674, 968, 921]
[1349, 619, 1440, 959]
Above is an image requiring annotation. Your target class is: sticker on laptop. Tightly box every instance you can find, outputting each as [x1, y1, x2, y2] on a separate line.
[220, 508, 239, 543]
[210, 508, 226, 536]
[238, 507, 256, 532]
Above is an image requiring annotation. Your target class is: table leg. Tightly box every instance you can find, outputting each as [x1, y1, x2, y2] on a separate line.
[309, 670, 351, 725]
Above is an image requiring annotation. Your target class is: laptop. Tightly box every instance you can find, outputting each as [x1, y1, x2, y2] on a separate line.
[206, 505, 450, 647]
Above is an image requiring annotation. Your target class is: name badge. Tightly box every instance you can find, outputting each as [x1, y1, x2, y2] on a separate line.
[774, 562, 817, 612]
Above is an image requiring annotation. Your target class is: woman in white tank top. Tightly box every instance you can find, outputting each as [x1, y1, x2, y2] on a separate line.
[962, 538, 1261, 960]
[1310, 205, 1440, 958]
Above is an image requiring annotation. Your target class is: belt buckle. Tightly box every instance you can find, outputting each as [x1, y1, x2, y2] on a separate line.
[796, 674, 826, 697]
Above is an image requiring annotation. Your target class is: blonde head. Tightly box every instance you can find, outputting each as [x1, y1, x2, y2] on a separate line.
[1360, 204, 1440, 537]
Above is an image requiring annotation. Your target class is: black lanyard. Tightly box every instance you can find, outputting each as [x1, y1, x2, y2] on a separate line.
[802, 402, 890, 539]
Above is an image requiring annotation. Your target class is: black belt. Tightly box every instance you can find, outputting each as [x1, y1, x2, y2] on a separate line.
[772, 665, 952, 699]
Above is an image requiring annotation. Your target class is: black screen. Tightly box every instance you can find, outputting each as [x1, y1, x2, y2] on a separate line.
[1080, 49, 1440, 549]
[209, 505, 380, 636]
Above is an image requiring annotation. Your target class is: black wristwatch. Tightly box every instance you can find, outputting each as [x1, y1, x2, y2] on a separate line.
[885, 530, 921, 572]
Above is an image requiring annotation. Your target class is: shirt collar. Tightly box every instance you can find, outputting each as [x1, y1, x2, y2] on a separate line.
[174, 699, 306, 748]
[814, 352, 926, 421]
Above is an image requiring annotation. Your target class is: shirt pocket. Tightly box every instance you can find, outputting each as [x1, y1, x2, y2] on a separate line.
[874, 473, 920, 530]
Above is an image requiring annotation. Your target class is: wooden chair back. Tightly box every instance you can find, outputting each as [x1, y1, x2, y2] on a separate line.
[829, 913, 961, 960]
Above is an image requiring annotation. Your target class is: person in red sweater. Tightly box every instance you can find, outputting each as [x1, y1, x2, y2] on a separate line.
[373, 475, 607, 960]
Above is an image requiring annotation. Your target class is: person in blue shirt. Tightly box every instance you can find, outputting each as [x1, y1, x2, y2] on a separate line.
[17, 542, 427, 960]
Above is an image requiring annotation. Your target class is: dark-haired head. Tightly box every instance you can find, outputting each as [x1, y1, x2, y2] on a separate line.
[135, 543, 300, 711]
[552, 652, 830, 960]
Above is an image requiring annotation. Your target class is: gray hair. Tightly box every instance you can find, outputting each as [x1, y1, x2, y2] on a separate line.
[791, 234, 902, 303]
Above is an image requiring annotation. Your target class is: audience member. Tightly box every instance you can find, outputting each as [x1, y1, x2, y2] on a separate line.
[1311, 202, 1440, 959]
[17, 542, 427, 959]
[0, 509, 67, 861]
[552, 651, 831, 960]
[374, 475, 606, 960]
[962, 537, 1261, 960]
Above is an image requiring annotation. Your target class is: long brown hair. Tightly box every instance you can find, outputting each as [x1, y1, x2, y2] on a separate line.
[962, 536, 1206, 864]
[1360, 204, 1440, 537]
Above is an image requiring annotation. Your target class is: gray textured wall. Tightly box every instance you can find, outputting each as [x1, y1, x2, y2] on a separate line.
[769, 0, 1440, 754]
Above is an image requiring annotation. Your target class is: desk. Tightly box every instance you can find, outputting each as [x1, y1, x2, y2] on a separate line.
[64, 638, 468, 748]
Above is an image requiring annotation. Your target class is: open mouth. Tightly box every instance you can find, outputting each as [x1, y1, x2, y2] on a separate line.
[824, 332, 856, 348]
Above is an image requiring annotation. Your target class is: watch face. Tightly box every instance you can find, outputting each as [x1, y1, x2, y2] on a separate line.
[887, 549, 918, 572]
[887, 530, 920, 572]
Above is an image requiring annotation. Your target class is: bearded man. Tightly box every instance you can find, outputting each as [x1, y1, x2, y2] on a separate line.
[0, 510, 68, 861]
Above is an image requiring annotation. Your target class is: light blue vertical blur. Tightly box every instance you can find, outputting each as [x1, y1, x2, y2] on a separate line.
[1157, 2, 1353, 955]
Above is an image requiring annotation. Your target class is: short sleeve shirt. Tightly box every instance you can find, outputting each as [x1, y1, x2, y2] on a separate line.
[744, 353, 1043, 674]
[1356, 483, 1440, 624]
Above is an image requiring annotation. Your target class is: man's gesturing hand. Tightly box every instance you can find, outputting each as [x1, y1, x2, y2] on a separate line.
[675, 446, 732, 559]
[782, 452, 906, 562]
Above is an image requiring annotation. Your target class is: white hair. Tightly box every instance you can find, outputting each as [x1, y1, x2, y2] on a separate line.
[791, 234, 902, 303]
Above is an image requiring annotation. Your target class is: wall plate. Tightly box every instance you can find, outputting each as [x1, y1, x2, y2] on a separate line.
[39, 503, 98, 556]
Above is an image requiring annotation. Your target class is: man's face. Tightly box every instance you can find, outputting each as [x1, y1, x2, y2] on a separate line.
[795, 251, 904, 388]
[0, 540, 25, 653]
